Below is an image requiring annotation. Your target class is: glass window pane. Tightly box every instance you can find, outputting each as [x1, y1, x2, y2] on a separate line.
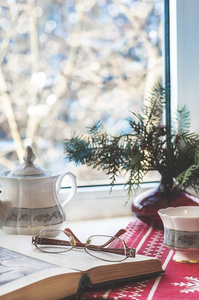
[0, 0, 163, 186]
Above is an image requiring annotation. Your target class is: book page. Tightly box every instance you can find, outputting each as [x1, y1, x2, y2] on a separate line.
[0, 235, 156, 271]
[0, 244, 81, 297]
[0, 235, 162, 297]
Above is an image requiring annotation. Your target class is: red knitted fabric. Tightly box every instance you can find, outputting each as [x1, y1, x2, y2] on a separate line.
[83, 219, 199, 299]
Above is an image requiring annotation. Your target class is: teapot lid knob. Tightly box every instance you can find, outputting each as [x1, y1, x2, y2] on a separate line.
[10, 146, 46, 177]
[24, 146, 36, 164]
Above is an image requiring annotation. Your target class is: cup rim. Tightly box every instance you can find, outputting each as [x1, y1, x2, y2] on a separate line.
[158, 206, 199, 219]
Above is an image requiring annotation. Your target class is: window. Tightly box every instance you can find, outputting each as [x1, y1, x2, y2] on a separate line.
[170, 0, 199, 135]
[62, 0, 199, 219]
[0, 0, 198, 221]
[0, 0, 164, 189]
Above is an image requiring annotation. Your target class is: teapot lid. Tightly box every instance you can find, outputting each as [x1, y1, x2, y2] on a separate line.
[9, 146, 47, 177]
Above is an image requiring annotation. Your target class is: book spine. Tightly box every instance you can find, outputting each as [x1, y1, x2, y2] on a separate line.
[76, 273, 92, 300]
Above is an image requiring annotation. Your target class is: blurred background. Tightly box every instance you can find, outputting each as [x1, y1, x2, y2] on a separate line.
[0, 0, 163, 186]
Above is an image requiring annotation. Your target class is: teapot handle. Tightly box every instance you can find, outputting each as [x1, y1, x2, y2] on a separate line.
[56, 171, 77, 208]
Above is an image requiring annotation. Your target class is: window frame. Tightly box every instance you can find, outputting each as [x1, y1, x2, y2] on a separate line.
[164, 0, 171, 130]
[67, 0, 199, 221]
[66, 0, 170, 220]
[170, 0, 199, 134]
[5, 1, 199, 221]
[0, 1, 168, 220]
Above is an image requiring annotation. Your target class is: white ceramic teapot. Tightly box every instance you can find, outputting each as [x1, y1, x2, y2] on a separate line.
[0, 146, 77, 235]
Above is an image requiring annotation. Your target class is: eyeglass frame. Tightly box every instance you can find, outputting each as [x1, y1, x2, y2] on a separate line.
[32, 228, 136, 262]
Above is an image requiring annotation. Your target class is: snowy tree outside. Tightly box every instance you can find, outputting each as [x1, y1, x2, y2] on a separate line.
[0, 0, 163, 185]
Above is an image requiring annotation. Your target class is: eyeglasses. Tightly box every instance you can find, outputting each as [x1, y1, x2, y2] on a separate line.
[32, 228, 136, 262]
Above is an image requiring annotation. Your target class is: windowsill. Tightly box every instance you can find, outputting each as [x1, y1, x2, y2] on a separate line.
[60, 181, 159, 221]
[66, 215, 136, 241]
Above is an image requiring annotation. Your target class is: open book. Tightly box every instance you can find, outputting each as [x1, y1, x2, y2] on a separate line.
[0, 235, 164, 300]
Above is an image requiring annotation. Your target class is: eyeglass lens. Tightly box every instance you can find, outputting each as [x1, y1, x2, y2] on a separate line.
[85, 235, 127, 262]
[35, 230, 74, 253]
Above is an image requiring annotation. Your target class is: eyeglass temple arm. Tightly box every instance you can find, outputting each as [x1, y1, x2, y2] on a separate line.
[32, 229, 85, 248]
[64, 228, 82, 243]
[63, 228, 127, 248]
[32, 236, 72, 247]
[32, 236, 85, 248]
[114, 229, 127, 237]
[90, 229, 127, 248]
[32, 228, 128, 249]
[86, 244, 136, 257]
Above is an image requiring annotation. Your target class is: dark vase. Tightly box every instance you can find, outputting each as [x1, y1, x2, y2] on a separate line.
[131, 177, 199, 229]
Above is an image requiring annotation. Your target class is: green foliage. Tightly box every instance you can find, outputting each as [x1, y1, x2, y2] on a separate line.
[172, 105, 191, 135]
[64, 85, 199, 196]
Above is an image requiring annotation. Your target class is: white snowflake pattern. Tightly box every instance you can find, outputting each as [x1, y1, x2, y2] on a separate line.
[171, 276, 199, 294]
[116, 280, 148, 299]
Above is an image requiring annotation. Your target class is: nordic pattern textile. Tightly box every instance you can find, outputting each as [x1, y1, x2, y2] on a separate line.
[82, 219, 199, 299]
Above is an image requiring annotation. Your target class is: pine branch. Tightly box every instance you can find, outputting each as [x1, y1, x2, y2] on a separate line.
[64, 84, 199, 196]
[172, 105, 191, 135]
[143, 84, 165, 127]
[180, 131, 199, 146]
[174, 163, 199, 189]
[174, 147, 199, 191]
